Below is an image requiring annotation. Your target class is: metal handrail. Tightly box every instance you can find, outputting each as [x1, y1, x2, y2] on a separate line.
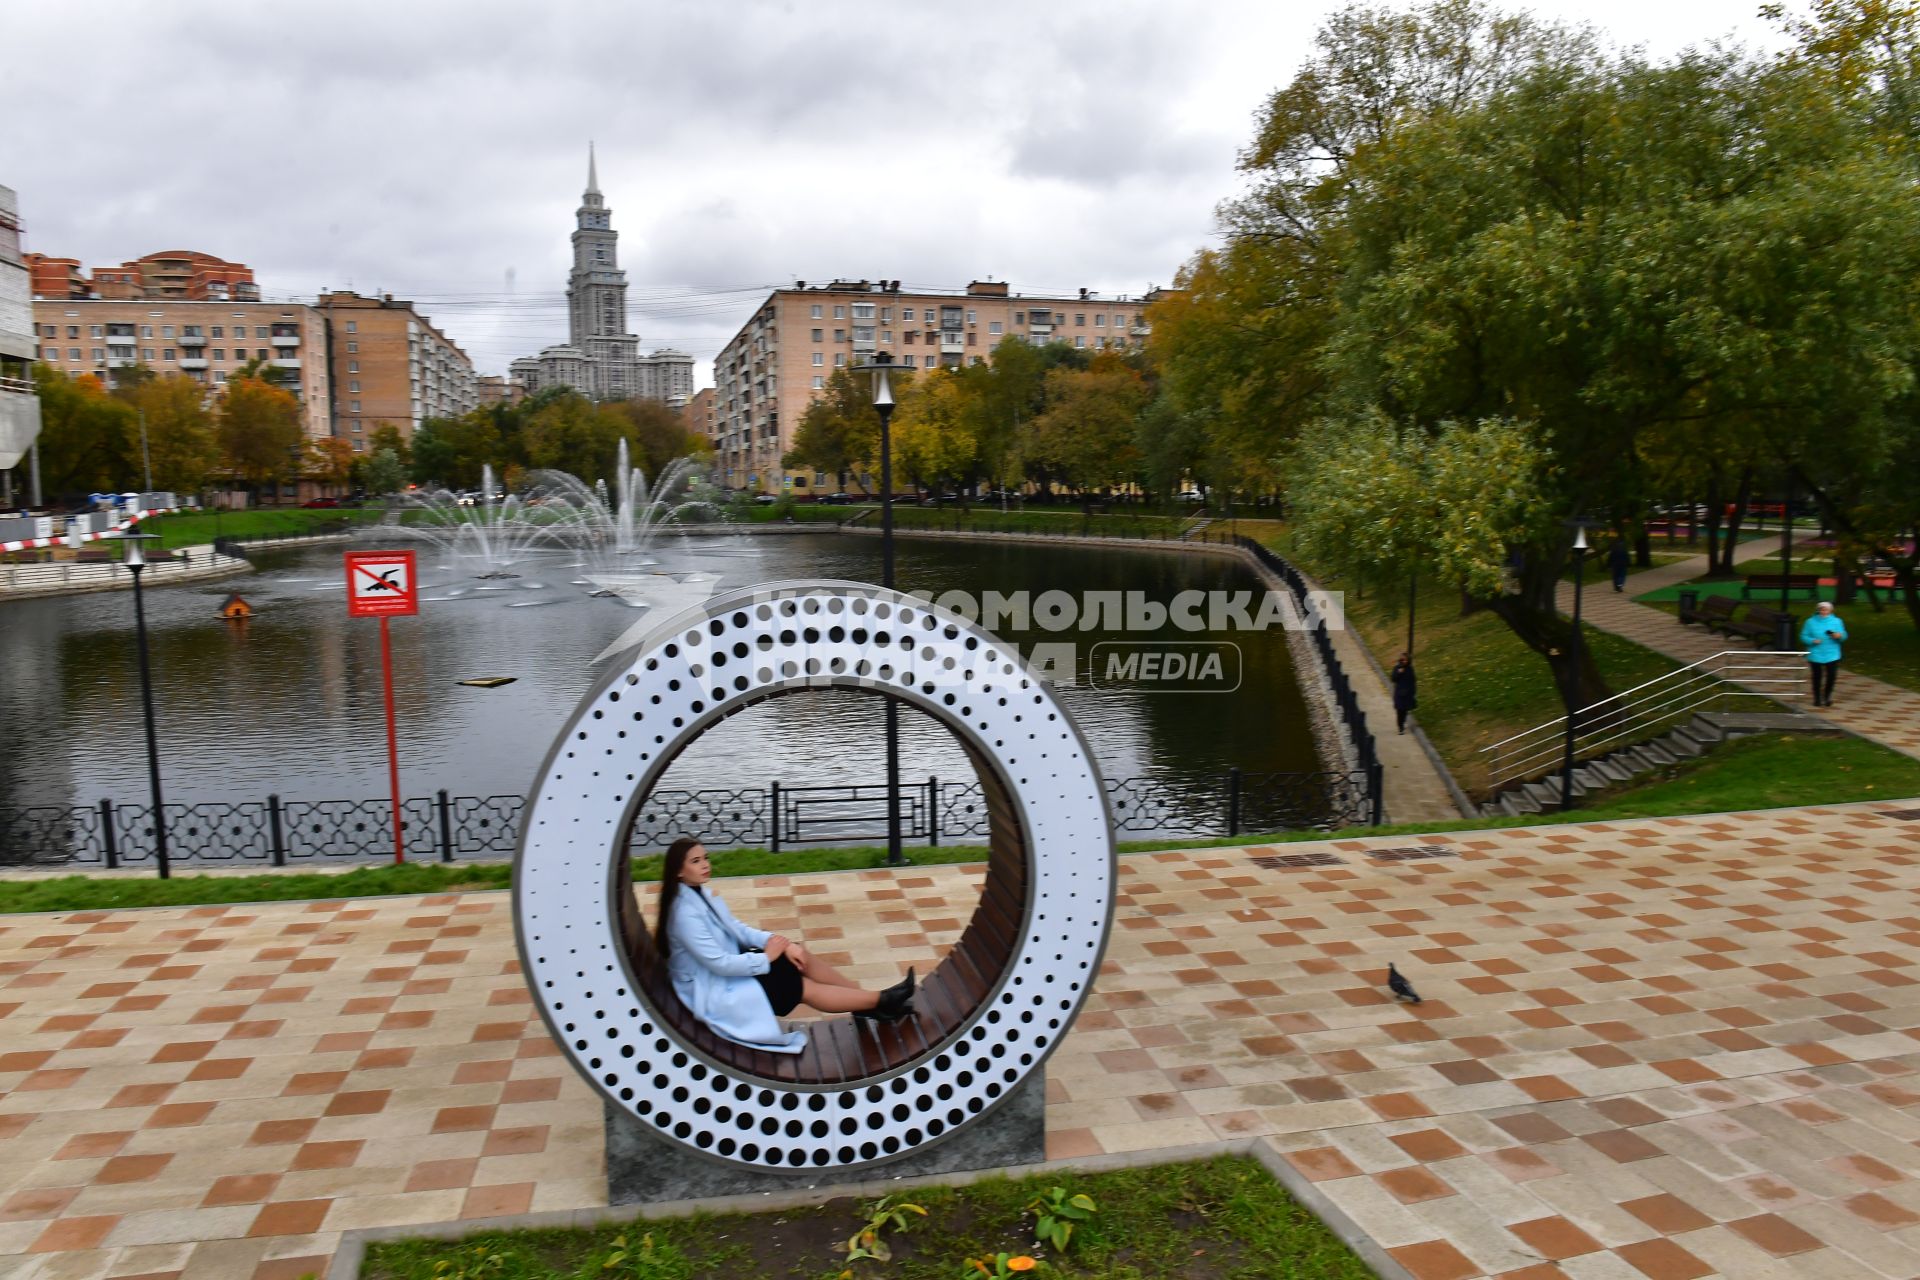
[1481, 649, 1808, 788]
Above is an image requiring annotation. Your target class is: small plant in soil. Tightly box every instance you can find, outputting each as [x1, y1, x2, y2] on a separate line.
[1026, 1187, 1097, 1254]
[833, 1194, 929, 1265]
[957, 1254, 1042, 1277]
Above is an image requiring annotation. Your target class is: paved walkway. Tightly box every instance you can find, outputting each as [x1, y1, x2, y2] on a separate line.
[6, 802, 1920, 1278]
[1558, 542, 1920, 761]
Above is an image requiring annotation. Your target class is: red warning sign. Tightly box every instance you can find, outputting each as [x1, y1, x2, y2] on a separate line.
[344, 550, 419, 618]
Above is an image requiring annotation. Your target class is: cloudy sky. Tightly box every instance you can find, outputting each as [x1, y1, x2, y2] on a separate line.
[6, 0, 1782, 385]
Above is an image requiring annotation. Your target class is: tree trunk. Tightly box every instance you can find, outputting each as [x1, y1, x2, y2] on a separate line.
[1834, 557, 1857, 605]
[1718, 468, 1754, 575]
[1634, 526, 1652, 569]
[1704, 472, 1723, 571]
[1485, 551, 1614, 719]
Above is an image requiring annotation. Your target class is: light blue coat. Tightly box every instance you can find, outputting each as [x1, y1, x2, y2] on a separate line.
[1800, 611, 1848, 664]
[665, 886, 808, 1054]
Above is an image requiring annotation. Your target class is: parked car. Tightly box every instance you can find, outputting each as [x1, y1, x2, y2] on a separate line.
[300, 498, 339, 509]
[754, 493, 779, 505]
[819, 492, 856, 505]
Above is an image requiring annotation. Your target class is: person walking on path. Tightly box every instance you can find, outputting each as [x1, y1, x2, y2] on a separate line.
[1608, 540, 1631, 593]
[1799, 601, 1848, 707]
[1390, 652, 1418, 735]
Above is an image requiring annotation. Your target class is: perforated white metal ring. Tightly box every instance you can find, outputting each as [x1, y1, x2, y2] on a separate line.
[514, 580, 1114, 1174]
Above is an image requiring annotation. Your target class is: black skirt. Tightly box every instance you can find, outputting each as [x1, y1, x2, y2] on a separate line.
[755, 954, 803, 1017]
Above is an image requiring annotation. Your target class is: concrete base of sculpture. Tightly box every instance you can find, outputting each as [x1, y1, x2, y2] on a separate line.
[604, 1069, 1047, 1206]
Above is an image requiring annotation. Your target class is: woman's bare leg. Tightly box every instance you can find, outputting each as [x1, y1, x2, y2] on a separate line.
[801, 979, 880, 1014]
[798, 955, 864, 989]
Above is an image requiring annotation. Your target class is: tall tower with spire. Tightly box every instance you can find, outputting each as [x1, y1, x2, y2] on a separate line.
[509, 145, 695, 406]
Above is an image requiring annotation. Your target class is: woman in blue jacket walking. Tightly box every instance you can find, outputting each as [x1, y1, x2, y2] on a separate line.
[1799, 601, 1848, 707]
[655, 838, 914, 1053]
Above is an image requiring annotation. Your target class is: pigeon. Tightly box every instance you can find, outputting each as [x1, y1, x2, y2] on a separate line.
[1387, 963, 1423, 1005]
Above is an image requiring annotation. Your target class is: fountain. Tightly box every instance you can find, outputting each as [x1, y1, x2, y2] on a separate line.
[399, 443, 724, 627]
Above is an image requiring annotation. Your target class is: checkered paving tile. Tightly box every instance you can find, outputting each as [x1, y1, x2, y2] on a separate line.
[3, 800, 1920, 1276]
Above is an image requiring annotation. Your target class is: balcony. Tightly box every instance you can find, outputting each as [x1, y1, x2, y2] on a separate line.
[0, 379, 40, 466]
[271, 333, 300, 347]
[939, 335, 966, 353]
[178, 357, 209, 370]
[271, 357, 301, 370]
[1131, 324, 1150, 337]
[106, 353, 138, 368]
[178, 333, 206, 347]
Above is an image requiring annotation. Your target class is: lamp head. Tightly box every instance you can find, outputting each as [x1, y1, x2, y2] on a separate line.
[1572, 526, 1589, 552]
[858, 353, 896, 409]
[121, 531, 158, 569]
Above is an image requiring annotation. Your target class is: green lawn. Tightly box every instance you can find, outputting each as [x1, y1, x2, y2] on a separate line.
[359, 1155, 1374, 1280]
[140, 507, 388, 549]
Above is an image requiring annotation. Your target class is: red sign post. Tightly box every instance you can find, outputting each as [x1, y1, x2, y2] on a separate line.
[345, 551, 419, 864]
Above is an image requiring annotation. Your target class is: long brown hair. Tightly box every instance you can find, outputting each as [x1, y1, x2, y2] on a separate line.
[654, 837, 703, 959]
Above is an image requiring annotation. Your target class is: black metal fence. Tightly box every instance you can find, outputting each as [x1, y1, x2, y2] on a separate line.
[0, 767, 1374, 873]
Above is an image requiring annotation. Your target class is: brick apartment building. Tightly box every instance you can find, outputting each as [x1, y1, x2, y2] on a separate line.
[682, 386, 716, 447]
[711, 280, 1155, 493]
[25, 249, 257, 302]
[314, 292, 478, 452]
[30, 298, 332, 443]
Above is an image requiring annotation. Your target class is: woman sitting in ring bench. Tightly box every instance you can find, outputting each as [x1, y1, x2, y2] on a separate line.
[656, 838, 916, 1054]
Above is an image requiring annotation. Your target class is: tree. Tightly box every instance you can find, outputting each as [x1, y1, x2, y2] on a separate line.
[29, 366, 135, 498]
[362, 447, 408, 496]
[113, 371, 219, 494]
[522, 391, 626, 481]
[308, 437, 355, 491]
[409, 413, 500, 489]
[1028, 354, 1150, 498]
[218, 373, 305, 494]
[890, 370, 976, 491]
[368, 424, 412, 469]
[783, 366, 882, 491]
[601, 398, 712, 476]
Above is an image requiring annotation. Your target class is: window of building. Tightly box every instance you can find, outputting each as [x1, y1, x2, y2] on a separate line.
[65, 326, 78, 339]
[346, 321, 357, 333]
[966, 310, 976, 325]
[213, 349, 225, 361]
[90, 348, 103, 361]
[1075, 313, 1086, 326]
[349, 380, 360, 393]
[89, 325, 102, 338]
[810, 304, 822, 319]
[810, 328, 822, 342]
[254, 326, 267, 339]
[348, 361, 359, 373]
[214, 372, 226, 384]
[346, 341, 357, 353]
[257, 348, 268, 360]
[140, 325, 153, 338]
[900, 354, 916, 369]
[811, 353, 823, 366]
[350, 400, 361, 412]
[811, 376, 824, 389]
[831, 305, 845, 319]
[67, 347, 81, 360]
[42, 346, 58, 360]
[833, 353, 846, 367]
[1074, 336, 1085, 347]
[902, 308, 915, 321]
[352, 419, 362, 431]
[853, 326, 874, 343]
[162, 325, 174, 338]
[905, 331, 917, 344]
[831, 329, 843, 342]
[142, 348, 154, 360]
[212, 326, 224, 338]
[162, 348, 174, 360]
[989, 321, 1002, 335]
[1094, 314, 1105, 326]
[1094, 337, 1106, 349]
[852, 302, 875, 319]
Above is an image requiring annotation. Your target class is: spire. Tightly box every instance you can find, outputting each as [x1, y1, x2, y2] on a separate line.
[586, 141, 599, 196]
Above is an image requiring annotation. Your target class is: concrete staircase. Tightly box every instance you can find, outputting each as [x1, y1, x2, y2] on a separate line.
[1481, 711, 1836, 818]
[1180, 518, 1215, 541]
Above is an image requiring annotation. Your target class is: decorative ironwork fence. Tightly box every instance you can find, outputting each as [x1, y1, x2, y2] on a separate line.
[1, 766, 1374, 874]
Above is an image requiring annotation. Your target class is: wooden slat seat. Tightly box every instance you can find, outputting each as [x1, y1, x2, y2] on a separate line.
[614, 728, 1029, 1085]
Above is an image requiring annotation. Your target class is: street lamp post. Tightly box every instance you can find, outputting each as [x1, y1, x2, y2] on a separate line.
[122, 532, 171, 879]
[1560, 524, 1590, 813]
[861, 354, 905, 867]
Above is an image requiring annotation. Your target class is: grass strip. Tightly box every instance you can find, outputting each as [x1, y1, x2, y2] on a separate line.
[7, 736, 1915, 916]
[358, 1153, 1375, 1280]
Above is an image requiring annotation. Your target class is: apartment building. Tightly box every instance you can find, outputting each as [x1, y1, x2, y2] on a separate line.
[1, 186, 41, 504]
[682, 386, 717, 446]
[477, 374, 524, 410]
[24, 249, 257, 301]
[711, 279, 1154, 493]
[315, 292, 478, 451]
[30, 298, 331, 442]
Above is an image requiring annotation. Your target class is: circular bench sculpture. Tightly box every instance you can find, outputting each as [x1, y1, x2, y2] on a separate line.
[515, 580, 1115, 1176]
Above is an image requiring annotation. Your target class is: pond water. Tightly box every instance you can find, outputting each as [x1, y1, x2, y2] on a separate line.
[0, 533, 1319, 813]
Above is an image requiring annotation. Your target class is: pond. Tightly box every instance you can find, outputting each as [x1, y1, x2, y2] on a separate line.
[0, 532, 1323, 833]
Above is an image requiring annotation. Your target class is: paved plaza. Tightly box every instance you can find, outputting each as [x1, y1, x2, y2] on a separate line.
[2, 801, 1920, 1277]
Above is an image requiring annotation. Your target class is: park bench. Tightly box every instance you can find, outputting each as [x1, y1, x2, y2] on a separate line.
[610, 762, 1027, 1086]
[1680, 594, 1740, 632]
[1742, 572, 1822, 599]
[1729, 602, 1793, 646]
[72, 549, 113, 564]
